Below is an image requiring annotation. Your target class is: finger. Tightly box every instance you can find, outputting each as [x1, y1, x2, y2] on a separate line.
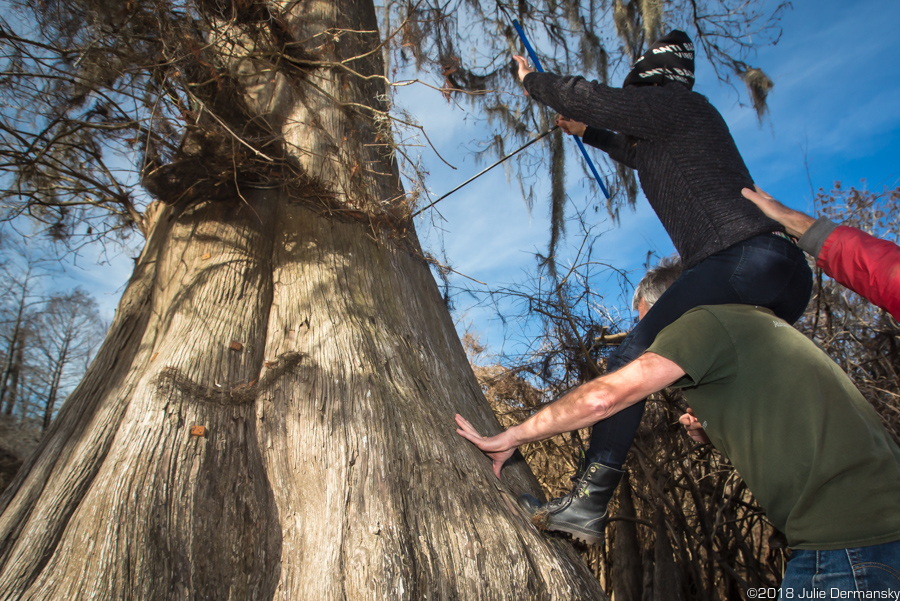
[456, 427, 477, 445]
[493, 461, 503, 479]
[753, 184, 773, 200]
[455, 416, 482, 442]
[743, 187, 774, 205]
[454, 414, 478, 435]
[455, 423, 482, 444]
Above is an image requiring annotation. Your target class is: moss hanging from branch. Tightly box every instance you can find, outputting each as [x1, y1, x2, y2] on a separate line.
[545, 124, 567, 277]
[736, 63, 774, 120]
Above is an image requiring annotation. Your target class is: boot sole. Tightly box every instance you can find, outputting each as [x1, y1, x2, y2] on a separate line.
[545, 522, 603, 546]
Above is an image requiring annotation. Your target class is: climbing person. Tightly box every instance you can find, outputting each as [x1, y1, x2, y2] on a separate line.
[507, 29, 813, 543]
[743, 185, 900, 320]
[456, 260, 900, 595]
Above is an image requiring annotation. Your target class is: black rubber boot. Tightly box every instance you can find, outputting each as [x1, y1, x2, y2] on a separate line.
[518, 462, 624, 545]
[519, 451, 588, 514]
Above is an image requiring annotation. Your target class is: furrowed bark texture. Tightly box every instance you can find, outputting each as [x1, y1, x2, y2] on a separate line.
[0, 0, 609, 598]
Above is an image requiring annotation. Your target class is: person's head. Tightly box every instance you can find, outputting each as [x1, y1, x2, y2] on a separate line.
[623, 30, 695, 90]
[633, 256, 683, 320]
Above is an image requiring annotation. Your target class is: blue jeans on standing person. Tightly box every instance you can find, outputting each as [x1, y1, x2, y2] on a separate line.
[778, 539, 900, 596]
[585, 232, 813, 468]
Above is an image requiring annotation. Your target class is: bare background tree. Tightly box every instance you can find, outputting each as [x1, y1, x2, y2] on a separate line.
[0, 0, 791, 598]
[0, 250, 46, 415]
[31, 289, 105, 431]
[0, 249, 105, 497]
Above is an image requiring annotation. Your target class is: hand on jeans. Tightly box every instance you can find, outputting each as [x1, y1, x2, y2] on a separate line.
[742, 186, 816, 239]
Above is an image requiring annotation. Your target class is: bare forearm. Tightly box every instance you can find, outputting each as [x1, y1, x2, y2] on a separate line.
[742, 186, 815, 238]
[770, 207, 815, 238]
[511, 353, 683, 445]
[506, 380, 611, 446]
[455, 353, 685, 477]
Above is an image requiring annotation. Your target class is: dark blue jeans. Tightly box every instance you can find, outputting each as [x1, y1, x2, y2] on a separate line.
[585, 233, 813, 468]
[778, 539, 900, 596]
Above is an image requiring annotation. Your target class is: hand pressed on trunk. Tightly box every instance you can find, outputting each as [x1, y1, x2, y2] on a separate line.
[455, 414, 517, 478]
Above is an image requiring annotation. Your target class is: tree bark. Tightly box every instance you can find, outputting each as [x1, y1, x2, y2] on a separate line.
[0, 193, 607, 601]
[611, 475, 643, 601]
[0, 0, 608, 599]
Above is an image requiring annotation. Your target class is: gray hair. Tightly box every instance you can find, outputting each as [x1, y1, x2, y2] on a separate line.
[632, 256, 683, 310]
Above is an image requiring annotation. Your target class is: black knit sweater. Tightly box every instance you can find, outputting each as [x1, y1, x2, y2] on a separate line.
[523, 72, 781, 269]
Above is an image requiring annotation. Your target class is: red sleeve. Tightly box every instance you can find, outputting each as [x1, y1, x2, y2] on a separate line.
[817, 226, 900, 320]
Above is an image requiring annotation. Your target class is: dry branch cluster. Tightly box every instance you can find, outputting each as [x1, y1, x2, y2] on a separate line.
[0, 0, 417, 248]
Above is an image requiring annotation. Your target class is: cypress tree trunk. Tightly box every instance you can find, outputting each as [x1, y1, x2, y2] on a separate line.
[0, 1, 608, 598]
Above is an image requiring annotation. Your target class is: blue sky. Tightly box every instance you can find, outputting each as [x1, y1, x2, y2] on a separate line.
[407, 0, 900, 353]
[45, 0, 900, 357]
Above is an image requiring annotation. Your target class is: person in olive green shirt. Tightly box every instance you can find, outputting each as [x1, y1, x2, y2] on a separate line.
[456, 267, 900, 595]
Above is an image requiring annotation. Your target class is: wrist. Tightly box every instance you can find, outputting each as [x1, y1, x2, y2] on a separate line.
[503, 425, 524, 449]
[797, 217, 838, 256]
[784, 213, 816, 239]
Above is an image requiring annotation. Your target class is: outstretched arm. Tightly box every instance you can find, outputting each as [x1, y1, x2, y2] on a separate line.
[744, 186, 900, 320]
[741, 186, 815, 238]
[456, 352, 685, 477]
[814, 225, 900, 321]
[512, 56, 656, 139]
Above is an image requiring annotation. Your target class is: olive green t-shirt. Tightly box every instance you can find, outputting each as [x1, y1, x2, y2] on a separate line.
[647, 304, 900, 550]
